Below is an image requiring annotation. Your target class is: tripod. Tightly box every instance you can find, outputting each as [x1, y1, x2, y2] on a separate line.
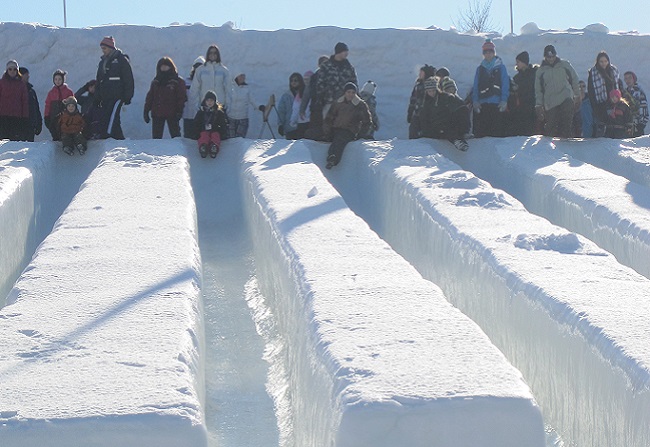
[258, 94, 277, 139]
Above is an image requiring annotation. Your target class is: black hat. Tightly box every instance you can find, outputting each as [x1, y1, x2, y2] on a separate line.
[516, 51, 530, 65]
[436, 67, 450, 78]
[203, 91, 217, 102]
[343, 81, 357, 92]
[335, 42, 349, 54]
[544, 45, 557, 57]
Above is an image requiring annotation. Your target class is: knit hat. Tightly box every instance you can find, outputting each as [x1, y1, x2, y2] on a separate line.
[6, 60, 18, 69]
[303, 70, 314, 79]
[609, 89, 622, 100]
[360, 80, 377, 96]
[203, 91, 217, 102]
[100, 36, 116, 49]
[436, 67, 450, 78]
[482, 39, 496, 53]
[440, 76, 458, 94]
[193, 56, 205, 66]
[18, 66, 29, 75]
[544, 45, 557, 57]
[423, 76, 439, 91]
[516, 51, 530, 65]
[421, 64, 436, 79]
[335, 42, 349, 54]
[343, 81, 357, 92]
[63, 96, 78, 106]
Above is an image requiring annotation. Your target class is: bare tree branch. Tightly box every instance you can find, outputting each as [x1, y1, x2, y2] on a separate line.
[453, 0, 498, 34]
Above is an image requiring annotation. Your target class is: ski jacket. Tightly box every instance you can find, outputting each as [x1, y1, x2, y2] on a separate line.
[59, 109, 85, 134]
[407, 80, 426, 123]
[0, 72, 29, 118]
[44, 83, 74, 117]
[588, 64, 621, 106]
[144, 75, 187, 119]
[75, 83, 96, 116]
[535, 57, 580, 111]
[25, 82, 43, 134]
[359, 91, 379, 132]
[190, 62, 230, 112]
[96, 49, 135, 104]
[510, 65, 538, 112]
[323, 93, 371, 138]
[227, 82, 257, 120]
[316, 56, 358, 106]
[194, 104, 227, 137]
[277, 90, 302, 134]
[472, 56, 509, 105]
[418, 91, 470, 138]
[300, 69, 320, 115]
[625, 83, 649, 127]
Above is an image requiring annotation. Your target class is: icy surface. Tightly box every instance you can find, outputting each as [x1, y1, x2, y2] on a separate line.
[0, 143, 207, 447]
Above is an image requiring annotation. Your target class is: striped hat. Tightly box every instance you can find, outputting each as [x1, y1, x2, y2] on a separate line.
[100, 36, 116, 49]
[482, 39, 496, 53]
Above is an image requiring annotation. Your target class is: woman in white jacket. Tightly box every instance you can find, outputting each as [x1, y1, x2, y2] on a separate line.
[190, 45, 231, 118]
[227, 73, 260, 138]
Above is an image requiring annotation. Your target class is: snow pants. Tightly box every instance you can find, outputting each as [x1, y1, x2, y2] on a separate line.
[151, 116, 181, 139]
[198, 131, 221, 148]
[327, 128, 355, 166]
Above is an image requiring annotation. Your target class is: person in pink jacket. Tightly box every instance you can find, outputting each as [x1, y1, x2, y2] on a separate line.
[0, 60, 29, 141]
[44, 69, 74, 141]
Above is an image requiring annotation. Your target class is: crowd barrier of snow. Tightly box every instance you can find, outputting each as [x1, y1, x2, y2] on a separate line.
[322, 138, 650, 446]
[0, 143, 207, 447]
[241, 140, 545, 447]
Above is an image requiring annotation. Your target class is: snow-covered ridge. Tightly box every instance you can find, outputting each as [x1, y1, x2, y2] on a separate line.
[0, 143, 207, 447]
[242, 139, 545, 447]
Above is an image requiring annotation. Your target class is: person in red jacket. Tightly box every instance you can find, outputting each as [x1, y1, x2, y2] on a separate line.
[144, 57, 187, 139]
[44, 69, 74, 141]
[0, 60, 29, 141]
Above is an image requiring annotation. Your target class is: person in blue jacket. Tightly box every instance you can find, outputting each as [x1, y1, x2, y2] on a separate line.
[472, 39, 509, 137]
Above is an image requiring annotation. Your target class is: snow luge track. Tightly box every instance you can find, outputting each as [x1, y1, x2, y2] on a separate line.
[1, 136, 649, 446]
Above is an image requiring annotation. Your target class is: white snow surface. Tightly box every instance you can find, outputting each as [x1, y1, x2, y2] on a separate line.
[1, 21, 650, 447]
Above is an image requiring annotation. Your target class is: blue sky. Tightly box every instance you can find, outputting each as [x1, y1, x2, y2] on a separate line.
[4, 0, 649, 34]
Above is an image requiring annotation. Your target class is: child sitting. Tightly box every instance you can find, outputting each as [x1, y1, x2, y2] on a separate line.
[59, 96, 87, 155]
[605, 89, 633, 139]
[194, 91, 227, 158]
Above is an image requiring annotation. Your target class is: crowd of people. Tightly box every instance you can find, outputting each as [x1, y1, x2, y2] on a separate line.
[0, 37, 647, 165]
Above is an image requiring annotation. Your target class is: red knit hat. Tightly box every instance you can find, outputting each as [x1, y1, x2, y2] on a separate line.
[609, 89, 622, 100]
[482, 39, 496, 53]
[100, 36, 116, 49]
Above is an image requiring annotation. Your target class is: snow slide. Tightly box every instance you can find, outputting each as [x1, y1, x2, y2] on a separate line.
[242, 139, 545, 447]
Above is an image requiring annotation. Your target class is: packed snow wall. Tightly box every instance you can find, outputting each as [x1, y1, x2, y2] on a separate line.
[241, 139, 545, 447]
[0, 144, 207, 447]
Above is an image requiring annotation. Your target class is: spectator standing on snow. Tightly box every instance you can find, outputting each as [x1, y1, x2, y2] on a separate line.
[508, 51, 538, 136]
[407, 64, 436, 139]
[623, 71, 648, 137]
[277, 73, 308, 140]
[316, 42, 358, 120]
[302, 55, 329, 141]
[18, 66, 42, 142]
[535, 45, 581, 138]
[182, 56, 204, 139]
[227, 73, 260, 138]
[190, 45, 231, 123]
[59, 96, 87, 155]
[472, 39, 509, 138]
[194, 91, 227, 159]
[418, 76, 470, 151]
[358, 80, 379, 139]
[75, 79, 101, 139]
[323, 82, 371, 169]
[44, 69, 74, 141]
[604, 89, 633, 138]
[95, 36, 134, 140]
[577, 80, 594, 138]
[144, 57, 187, 139]
[587, 51, 622, 137]
[0, 60, 29, 141]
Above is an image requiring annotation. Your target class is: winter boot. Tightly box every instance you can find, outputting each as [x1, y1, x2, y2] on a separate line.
[325, 154, 336, 169]
[199, 144, 208, 158]
[76, 144, 86, 155]
[451, 139, 469, 152]
[209, 143, 219, 159]
[63, 146, 74, 156]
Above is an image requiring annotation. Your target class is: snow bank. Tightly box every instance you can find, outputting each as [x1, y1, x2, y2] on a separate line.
[0, 142, 207, 447]
[331, 138, 650, 446]
[242, 139, 545, 447]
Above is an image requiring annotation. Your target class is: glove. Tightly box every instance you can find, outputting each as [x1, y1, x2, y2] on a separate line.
[258, 105, 266, 112]
[535, 105, 545, 121]
[123, 98, 131, 106]
[143, 111, 150, 124]
[498, 101, 507, 113]
[278, 125, 285, 136]
[473, 102, 481, 114]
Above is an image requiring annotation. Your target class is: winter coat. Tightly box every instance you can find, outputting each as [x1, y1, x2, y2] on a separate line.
[300, 69, 320, 115]
[580, 94, 594, 138]
[96, 49, 135, 104]
[605, 100, 633, 138]
[227, 82, 257, 120]
[407, 80, 426, 123]
[194, 104, 227, 138]
[510, 65, 538, 112]
[418, 91, 470, 138]
[587, 64, 621, 107]
[0, 72, 29, 118]
[59, 109, 85, 134]
[277, 90, 302, 134]
[316, 56, 358, 106]
[75, 83, 96, 115]
[625, 83, 649, 128]
[359, 91, 379, 132]
[190, 62, 230, 112]
[25, 81, 43, 135]
[144, 73, 187, 119]
[535, 57, 580, 111]
[472, 55, 510, 105]
[323, 93, 371, 138]
[44, 83, 74, 117]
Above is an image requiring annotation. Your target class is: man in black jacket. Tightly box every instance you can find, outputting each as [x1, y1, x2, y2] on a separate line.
[95, 36, 134, 140]
[18, 67, 42, 142]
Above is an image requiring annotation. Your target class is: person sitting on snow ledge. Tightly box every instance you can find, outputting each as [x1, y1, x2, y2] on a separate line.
[323, 82, 371, 169]
[194, 90, 227, 159]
